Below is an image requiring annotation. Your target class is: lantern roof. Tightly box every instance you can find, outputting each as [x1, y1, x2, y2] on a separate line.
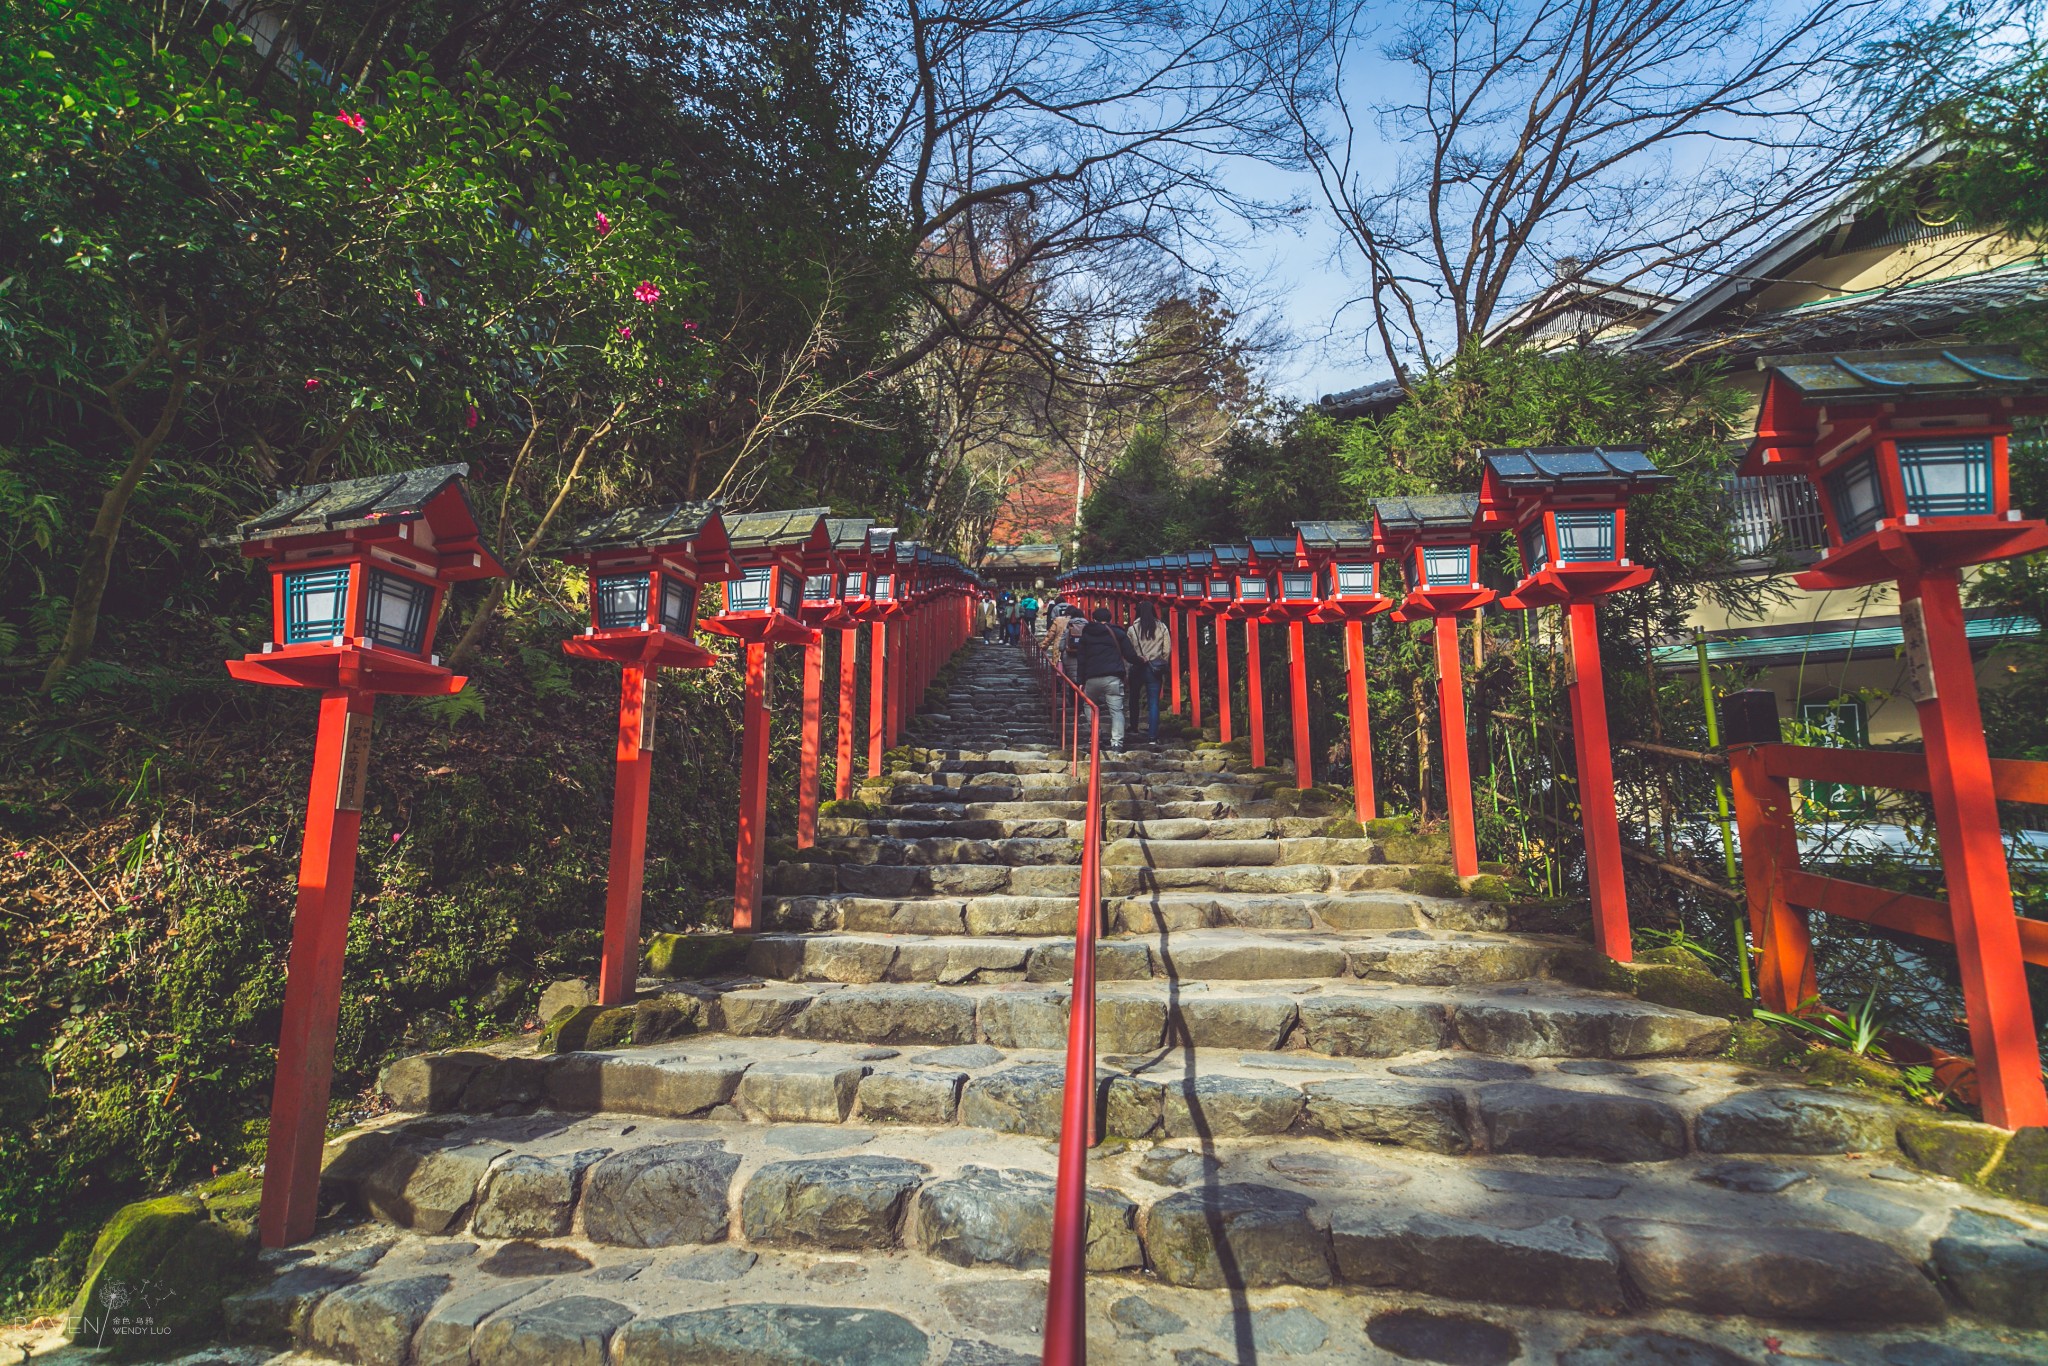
[1479, 446, 1669, 491]
[724, 507, 831, 552]
[1247, 535, 1294, 564]
[1373, 493, 1482, 536]
[1184, 548, 1214, 568]
[1759, 347, 2048, 401]
[1294, 520, 1376, 554]
[1210, 544, 1250, 570]
[826, 518, 875, 552]
[868, 527, 899, 556]
[223, 462, 486, 545]
[554, 500, 727, 557]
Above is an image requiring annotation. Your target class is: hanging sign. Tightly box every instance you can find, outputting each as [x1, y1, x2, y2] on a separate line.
[1900, 598, 1938, 703]
[335, 713, 372, 811]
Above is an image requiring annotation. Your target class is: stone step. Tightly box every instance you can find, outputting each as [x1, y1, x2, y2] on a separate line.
[1104, 889, 1505, 935]
[262, 1088, 2042, 1366]
[875, 779, 1263, 805]
[803, 835, 1083, 867]
[561, 977, 1734, 1063]
[814, 814, 1338, 841]
[732, 927, 1572, 989]
[767, 859, 1429, 900]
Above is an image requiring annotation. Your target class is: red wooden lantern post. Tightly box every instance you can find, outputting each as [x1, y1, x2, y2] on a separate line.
[1374, 495, 1492, 878]
[828, 522, 878, 801]
[1251, 538, 1323, 790]
[214, 464, 503, 1249]
[860, 532, 901, 776]
[1297, 520, 1394, 823]
[1180, 551, 1212, 731]
[704, 509, 832, 932]
[1161, 554, 1187, 716]
[798, 528, 863, 845]
[1742, 347, 2048, 1129]
[554, 503, 734, 1005]
[1206, 546, 1243, 744]
[1484, 447, 1672, 964]
[1226, 544, 1276, 768]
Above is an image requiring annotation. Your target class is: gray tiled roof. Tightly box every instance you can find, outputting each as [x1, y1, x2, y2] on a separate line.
[1294, 520, 1376, 552]
[1761, 346, 2048, 400]
[1480, 447, 1670, 489]
[554, 501, 722, 553]
[231, 463, 471, 539]
[826, 518, 875, 551]
[1209, 544, 1251, 568]
[1627, 260, 2048, 358]
[1372, 493, 1482, 533]
[724, 507, 829, 550]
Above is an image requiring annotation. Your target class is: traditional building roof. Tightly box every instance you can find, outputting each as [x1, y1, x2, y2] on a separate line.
[826, 518, 875, 551]
[1318, 377, 1406, 422]
[980, 544, 1062, 570]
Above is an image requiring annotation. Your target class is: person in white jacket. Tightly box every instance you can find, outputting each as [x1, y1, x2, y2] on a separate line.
[1126, 603, 1172, 743]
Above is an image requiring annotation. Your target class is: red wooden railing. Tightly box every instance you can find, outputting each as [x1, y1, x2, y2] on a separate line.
[1021, 627, 1104, 1366]
[1726, 732, 2048, 1128]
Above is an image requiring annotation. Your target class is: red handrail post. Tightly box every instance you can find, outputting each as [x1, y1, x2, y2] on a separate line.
[1041, 666, 1103, 1366]
[1726, 744, 1812, 1012]
[1905, 569, 2048, 1129]
[1344, 619, 1375, 823]
[1186, 610, 1204, 732]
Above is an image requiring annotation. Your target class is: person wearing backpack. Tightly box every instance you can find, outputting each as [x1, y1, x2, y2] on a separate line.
[1019, 592, 1040, 639]
[1077, 607, 1143, 751]
[1126, 603, 1172, 743]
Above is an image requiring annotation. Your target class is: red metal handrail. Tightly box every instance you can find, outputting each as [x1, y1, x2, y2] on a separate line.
[1021, 623, 1103, 1366]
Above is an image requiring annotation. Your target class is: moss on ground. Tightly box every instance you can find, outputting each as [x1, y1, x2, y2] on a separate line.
[644, 932, 749, 979]
[67, 1194, 252, 1357]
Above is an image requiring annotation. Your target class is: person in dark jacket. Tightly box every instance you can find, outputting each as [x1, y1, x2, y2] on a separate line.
[1077, 607, 1142, 751]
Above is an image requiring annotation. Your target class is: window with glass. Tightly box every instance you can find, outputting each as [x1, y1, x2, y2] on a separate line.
[1334, 564, 1375, 596]
[1520, 523, 1550, 574]
[842, 570, 867, 598]
[1554, 510, 1617, 562]
[776, 567, 802, 615]
[659, 576, 696, 632]
[1281, 571, 1314, 599]
[728, 565, 773, 612]
[596, 572, 651, 629]
[1237, 575, 1269, 601]
[1208, 577, 1232, 598]
[283, 566, 352, 644]
[365, 568, 434, 652]
[1823, 451, 1886, 543]
[1422, 545, 1472, 586]
[1897, 437, 1994, 517]
[874, 573, 895, 600]
[803, 574, 835, 603]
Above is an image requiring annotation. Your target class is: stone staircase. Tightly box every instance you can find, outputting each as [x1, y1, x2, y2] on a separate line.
[207, 642, 2048, 1366]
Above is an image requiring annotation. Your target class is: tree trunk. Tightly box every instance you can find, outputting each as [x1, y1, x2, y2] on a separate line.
[40, 378, 191, 693]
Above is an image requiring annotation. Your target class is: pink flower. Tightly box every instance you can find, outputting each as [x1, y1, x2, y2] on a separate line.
[304, 377, 321, 391]
[682, 320, 699, 332]
[414, 289, 427, 306]
[656, 378, 665, 388]
[595, 210, 612, 237]
[391, 832, 403, 843]
[11, 850, 28, 859]
[633, 281, 661, 305]
[618, 325, 633, 339]
[337, 110, 366, 133]
[466, 404, 479, 429]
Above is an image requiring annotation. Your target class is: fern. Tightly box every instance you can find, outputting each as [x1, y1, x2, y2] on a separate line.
[416, 686, 486, 728]
[518, 645, 575, 700]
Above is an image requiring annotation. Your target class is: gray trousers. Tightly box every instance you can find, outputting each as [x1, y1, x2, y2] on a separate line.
[1082, 675, 1126, 749]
